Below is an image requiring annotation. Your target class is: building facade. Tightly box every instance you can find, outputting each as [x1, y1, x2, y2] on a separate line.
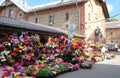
[106, 21, 120, 47]
[0, 0, 109, 43]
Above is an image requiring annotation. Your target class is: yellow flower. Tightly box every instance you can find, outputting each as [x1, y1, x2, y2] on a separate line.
[48, 66, 51, 69]
[41, 61, 45, 64]
[15, 76, 22, 78]
[31, 53, 34, 56]
[48, 39, 51, 44]
[80, 55, 85, 60]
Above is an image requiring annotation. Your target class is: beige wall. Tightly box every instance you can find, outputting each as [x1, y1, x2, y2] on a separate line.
[28, 6, 79, 34]
[106, 28, 120, 44]
[85, 0, 106, 43]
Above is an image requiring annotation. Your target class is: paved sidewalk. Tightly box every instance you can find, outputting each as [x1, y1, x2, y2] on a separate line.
[57, 52, 120, 78]
[97, 52, 120, 65]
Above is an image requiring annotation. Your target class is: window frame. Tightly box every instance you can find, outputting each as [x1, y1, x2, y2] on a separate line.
[65, 12, 69, 21]
[49, 14, 54, 26]
[9, 9, 14, 18]
[35, 17, 39, 23]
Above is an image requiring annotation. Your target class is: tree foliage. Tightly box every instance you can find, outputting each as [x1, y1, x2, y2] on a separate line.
[106, 18, 119, 22]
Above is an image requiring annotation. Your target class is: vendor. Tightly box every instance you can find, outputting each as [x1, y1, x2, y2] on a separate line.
[101, 44, 107, 53]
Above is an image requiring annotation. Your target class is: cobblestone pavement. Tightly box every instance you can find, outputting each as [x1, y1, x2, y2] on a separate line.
[56, 52, 120, 78]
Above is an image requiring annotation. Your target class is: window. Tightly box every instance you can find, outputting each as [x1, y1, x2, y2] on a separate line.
[66, 24, 68, 28]
[111, 32, 113, 35]
[49, 14, 54, 25]
[66, 12, 69, 21]
[19, 13, 22, 16]
[9, 9, 14, 18]
[88, 13, 90, 21]
[35, 18, 38, 23]
[111, 40, 113, 43]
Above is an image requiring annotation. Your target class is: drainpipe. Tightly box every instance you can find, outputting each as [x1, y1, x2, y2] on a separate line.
[75, 0, 80, 34]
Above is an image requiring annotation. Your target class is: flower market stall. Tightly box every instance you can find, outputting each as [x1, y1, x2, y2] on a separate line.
[0, 32, 93, 77]
[0, 16, 115, 78]
[0, 34, 115, 78]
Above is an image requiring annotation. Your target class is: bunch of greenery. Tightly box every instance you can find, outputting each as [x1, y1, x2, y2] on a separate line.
[56, 65, 68, 74]
[36, 68, 54, 78]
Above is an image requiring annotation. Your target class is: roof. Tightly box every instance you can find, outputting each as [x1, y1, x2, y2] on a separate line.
[0, 16, 65, 34]
[0, 0, 30, 12]
[106, 21, 120, 29]
[26, 0, 109, 18]
[0, 16, 84, 37]
[0, 0, 87, 13]
[27, 0, 87, 13]
[101, 1, 109, 18]
[0, 0, 109, 18]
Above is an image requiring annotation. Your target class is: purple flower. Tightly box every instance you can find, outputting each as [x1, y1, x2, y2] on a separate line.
[11, 38, 19, 46]
[24, 33, 28, 39]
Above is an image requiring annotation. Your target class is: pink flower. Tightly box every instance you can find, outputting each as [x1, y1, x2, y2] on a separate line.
[55, 48, 60, 53]
[43, 48, 46, 53]
[11, 71, 21, 76]
[25, 55, 31, 60]
[12, 38, 19, 46]
[47, 49, 51, 53]
[55, 38, 58, 42]
[58, 58, 63, 63]
[49, 55, 55, 61]
[61, 36, 65, 39]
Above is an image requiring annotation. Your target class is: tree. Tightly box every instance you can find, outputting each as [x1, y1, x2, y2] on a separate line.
[106, 18, 119, 22]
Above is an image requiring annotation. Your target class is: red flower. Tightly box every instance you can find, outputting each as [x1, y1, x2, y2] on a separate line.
[7, 37, 11, 42]
[0, 45, 5, 51]
[59, 45, 63, 49]
[23, 39, 29, 45]
[11, 52, 17, 57]
[14, 48, 19, 52]
[1, 38, 4, 43]
[2, 71, 9, 77]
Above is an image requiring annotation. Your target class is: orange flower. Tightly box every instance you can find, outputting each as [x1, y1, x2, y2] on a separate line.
[19, 50, 22, 53]
[73, 42, 77, 48]
[14, 48, 19, 52]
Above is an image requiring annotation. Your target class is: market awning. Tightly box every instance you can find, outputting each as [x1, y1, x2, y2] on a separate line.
[0, 16, 65, 35]
[0, 16, 84, 38]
